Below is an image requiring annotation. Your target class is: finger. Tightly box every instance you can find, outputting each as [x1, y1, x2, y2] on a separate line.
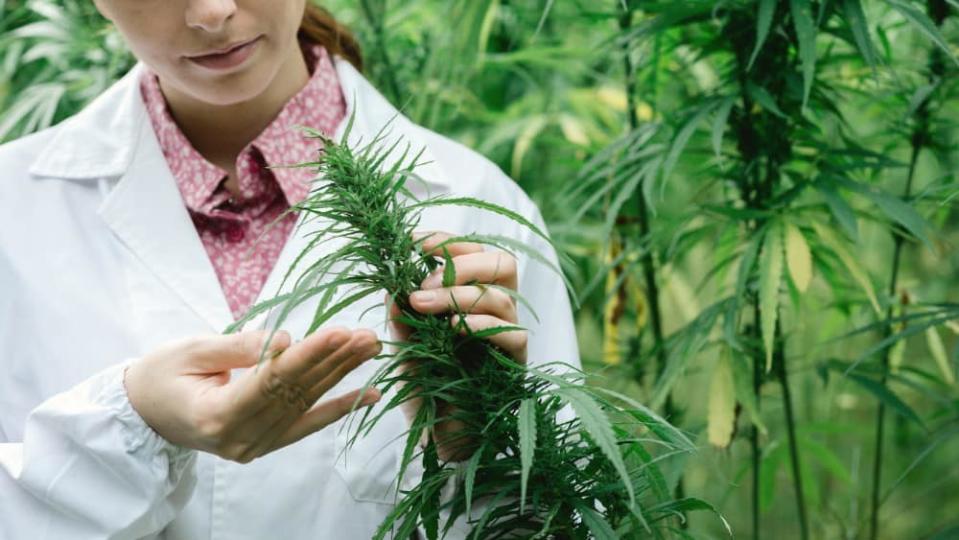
[267, 387, 382, 452]
[413, 231, 484, 257]
[185, 329, 292, 374]
[451, 314, 528, 364]
[243, 333, 381, 449]
[409, 285, 517, 323]
[306, 332, 382, 400]
[420, 251, 517, 290]
[299, 329, 380, 392]
[228, 328, 353, 418]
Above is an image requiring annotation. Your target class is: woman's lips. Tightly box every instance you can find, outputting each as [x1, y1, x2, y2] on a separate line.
[187, 36, 261, 71]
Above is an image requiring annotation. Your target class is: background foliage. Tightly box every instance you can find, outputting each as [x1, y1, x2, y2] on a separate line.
[2, 0, 958, 538]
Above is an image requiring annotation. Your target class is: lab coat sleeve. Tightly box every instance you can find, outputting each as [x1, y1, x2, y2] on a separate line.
[0, 360, 198, 540]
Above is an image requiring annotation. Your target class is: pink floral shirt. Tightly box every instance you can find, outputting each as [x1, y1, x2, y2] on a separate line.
[140, 43, 346, 321]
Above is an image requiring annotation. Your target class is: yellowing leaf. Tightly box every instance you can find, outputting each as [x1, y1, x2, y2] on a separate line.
[889, 340, 906, 374]
[945, 320, 959, 335]
[603, 237, 625, 366]
[636, 102, 654, 122]
[708, 353, 737, 448]
[511, 116, 547, 178]
[559, 114, 590, 146]
[785, 223, 813, 292]
[925, 327, 955, 385]
[759, 223, 784, 372]
[812, 222, 881, 315]
[595, 86, 628, 111]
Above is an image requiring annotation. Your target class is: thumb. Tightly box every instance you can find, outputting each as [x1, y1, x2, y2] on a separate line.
[189, 329, 292, 373]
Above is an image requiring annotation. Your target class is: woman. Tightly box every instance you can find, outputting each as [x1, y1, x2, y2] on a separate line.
[0, 1, 578, 539]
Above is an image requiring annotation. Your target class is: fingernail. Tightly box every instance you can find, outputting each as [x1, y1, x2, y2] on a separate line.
[411, 290, 436, 304]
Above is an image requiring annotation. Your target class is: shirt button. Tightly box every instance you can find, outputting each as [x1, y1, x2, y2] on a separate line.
[225, 224, 246, 243]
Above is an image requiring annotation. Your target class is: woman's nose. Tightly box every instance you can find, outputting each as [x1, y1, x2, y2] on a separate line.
[185, 0, 237, 33]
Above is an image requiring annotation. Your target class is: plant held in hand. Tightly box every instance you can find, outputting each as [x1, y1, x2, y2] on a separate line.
[229, 116, 721, 539]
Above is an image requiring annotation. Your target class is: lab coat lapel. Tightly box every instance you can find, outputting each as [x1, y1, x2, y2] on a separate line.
[97, 110, 235, 334]
[28, 57, 452, 337]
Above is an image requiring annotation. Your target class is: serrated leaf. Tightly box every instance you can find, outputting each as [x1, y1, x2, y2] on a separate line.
[711, 96, 736, 159]
[748, 0, 778, 71]
[867, 189, 933, 250]
[464, 446, 482, 519]
[747, 82, 788, 119]
[707, 352, 737, 448]
[759, 222, 784, 372]
[518, 398, 537, 513]
[925, 327, 955, 385]
[846, 371, 923, 426]
[555, 388, 635, 505]
[661, 101, 716, 187]
[812, 222, 881, 315]
[785, 223, 813, 292]
[816, 183, 859, 241]
[411, 197, 551, 243]
[579, 505, 618, 540]
[886, 0, 959, 67]
[841, 0, 878, 67]
[512, 115, 547, 178]
[790, 0, 817, 108]
[441, 246, 456, 287]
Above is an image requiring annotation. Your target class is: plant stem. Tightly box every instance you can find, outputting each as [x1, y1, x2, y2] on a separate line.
[752, 300, 762, 540]
[358, 0, 403, 104]
[617, 0, 678, 501]
[775, 320, 809, 540]
[868, 127, 922, 540]
[868, 3, 945, 535]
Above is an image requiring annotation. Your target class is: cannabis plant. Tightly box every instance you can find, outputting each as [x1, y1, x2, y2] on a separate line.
[227, 116, 722, 539]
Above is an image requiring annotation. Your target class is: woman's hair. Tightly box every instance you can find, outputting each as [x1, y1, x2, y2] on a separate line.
[299, 3, 363, 71]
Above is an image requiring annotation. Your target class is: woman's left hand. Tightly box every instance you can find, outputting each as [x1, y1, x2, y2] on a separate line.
[407, 231, 526, 363]
[386, 231, 527, 460]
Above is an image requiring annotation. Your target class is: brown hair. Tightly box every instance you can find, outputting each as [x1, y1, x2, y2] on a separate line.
[298, 3, 363, 71]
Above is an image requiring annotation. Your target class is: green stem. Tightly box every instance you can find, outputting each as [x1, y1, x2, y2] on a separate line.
[868, 1, 945, 533]
[868, 139, 921, 540]
[775, 321, 809, 540]
[617, 0, 678, 504]
[752, 300, 763, 540]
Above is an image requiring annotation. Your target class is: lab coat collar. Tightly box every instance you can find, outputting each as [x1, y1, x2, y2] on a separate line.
[27, 56, 452, 194]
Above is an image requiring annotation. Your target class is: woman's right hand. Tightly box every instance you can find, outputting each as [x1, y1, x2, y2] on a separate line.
[123, 327, 382, 464]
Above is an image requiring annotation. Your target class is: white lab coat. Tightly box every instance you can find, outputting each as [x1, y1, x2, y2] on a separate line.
[0, 56, 579, 539]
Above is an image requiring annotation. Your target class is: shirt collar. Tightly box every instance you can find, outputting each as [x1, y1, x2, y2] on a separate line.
[27, 54, 452, 196]
[138, 43, 345, 213]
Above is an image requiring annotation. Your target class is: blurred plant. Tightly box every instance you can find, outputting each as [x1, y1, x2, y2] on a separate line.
[0, 0, 132, 142]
